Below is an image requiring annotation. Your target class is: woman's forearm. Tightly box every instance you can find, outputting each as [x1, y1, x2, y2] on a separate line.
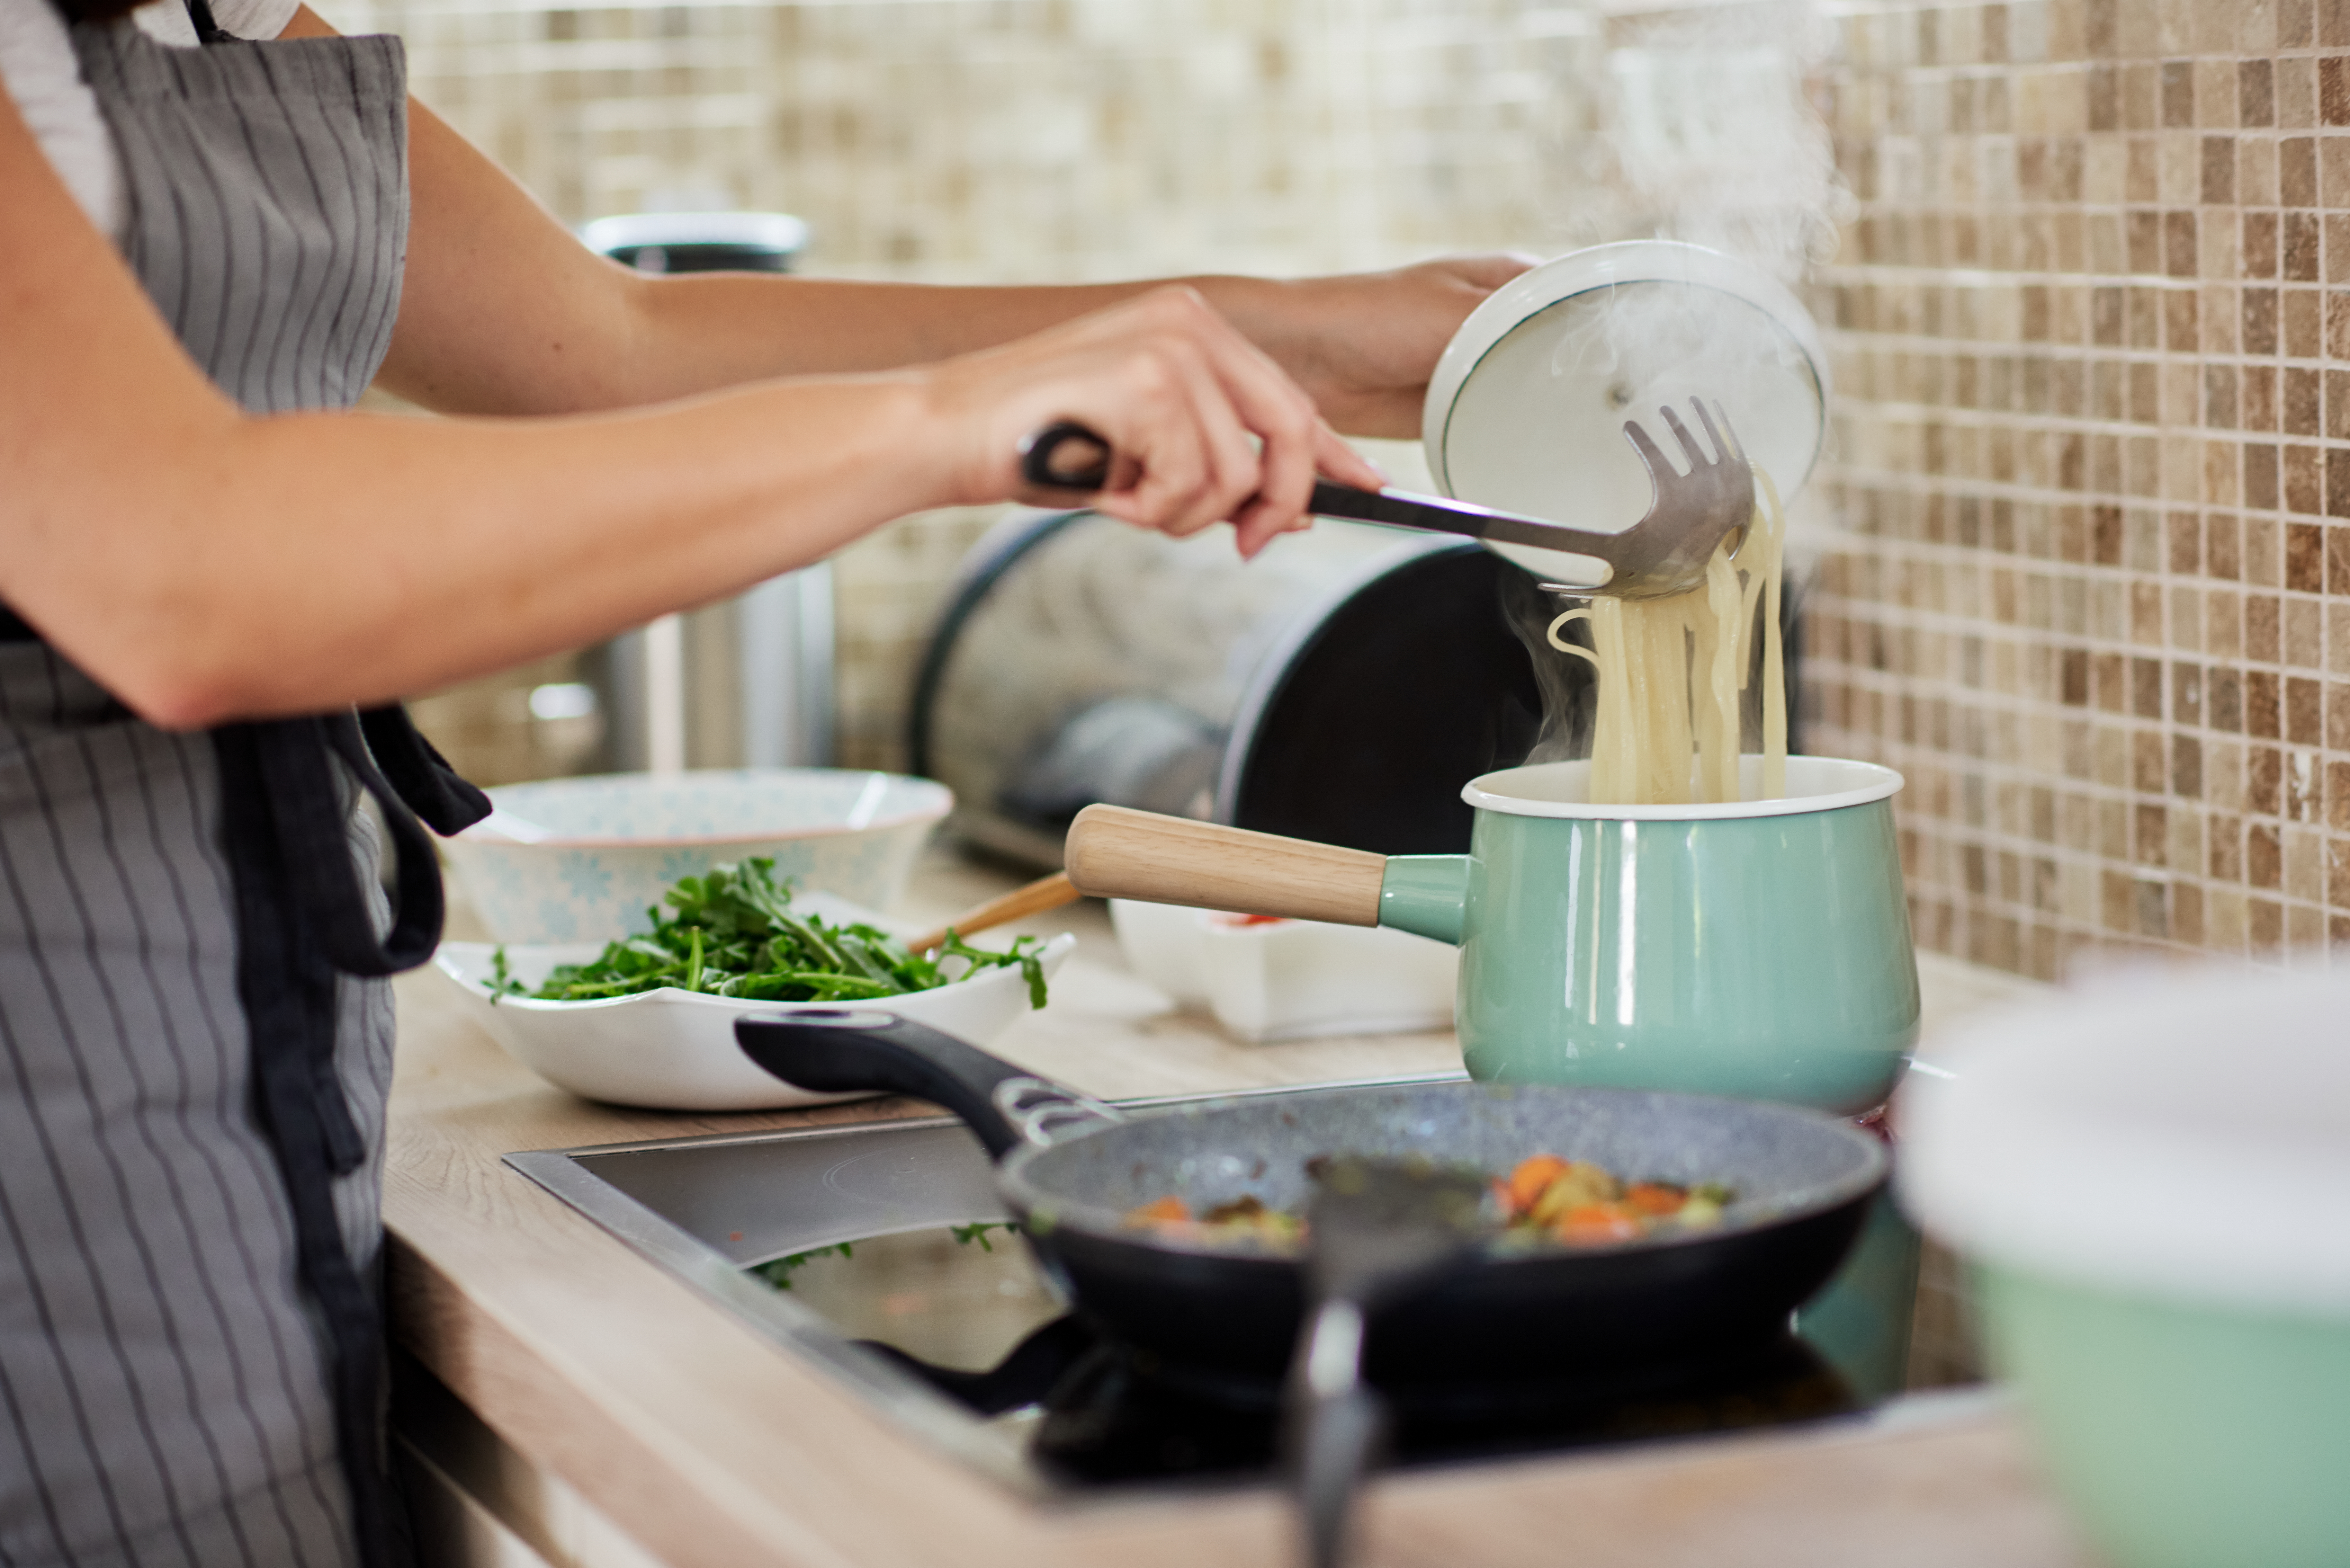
[376, 99, 1305, 418]
[375, 78, 1272, 414]
[31, 375, 945, 729]
[374, 62, 1521, 437]
[5, 67, 1368, 730]
[604, 272, 1297, 403]
[1, 28, 1415, 733]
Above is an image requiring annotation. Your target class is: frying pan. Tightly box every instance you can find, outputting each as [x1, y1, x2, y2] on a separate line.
[735, 1010, 1887, 1386]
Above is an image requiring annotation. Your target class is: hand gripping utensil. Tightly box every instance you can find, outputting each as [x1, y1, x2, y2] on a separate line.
[1288, 1156, 1490, 1568]
[1017, 397, 1756, 599]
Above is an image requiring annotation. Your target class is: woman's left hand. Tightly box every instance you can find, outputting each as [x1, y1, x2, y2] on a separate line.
[1207, 253, 1538, 439]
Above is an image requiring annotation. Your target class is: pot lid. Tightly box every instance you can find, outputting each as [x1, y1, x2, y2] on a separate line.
[1898, 964, 2350, 1318]
[1421, 241, 1828, 578]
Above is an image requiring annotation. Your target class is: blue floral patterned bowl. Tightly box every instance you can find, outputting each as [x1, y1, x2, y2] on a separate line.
[439, 769, 952, 943]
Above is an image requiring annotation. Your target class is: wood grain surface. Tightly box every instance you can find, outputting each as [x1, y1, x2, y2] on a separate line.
[386, 851, 2092, 1568]
[1063, 804, 1387, 925]
[901, 869, 1079, 955]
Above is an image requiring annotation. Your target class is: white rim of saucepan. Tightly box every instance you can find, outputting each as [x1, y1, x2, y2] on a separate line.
[1419, 239, 1833, 501]
[1462, 756, 1903, 822]
[1898, 964, 2350, 1318]
[455, 770, 953, 849]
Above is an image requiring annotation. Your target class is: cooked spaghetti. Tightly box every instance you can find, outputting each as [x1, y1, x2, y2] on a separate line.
[1547, 468, 1789, 805]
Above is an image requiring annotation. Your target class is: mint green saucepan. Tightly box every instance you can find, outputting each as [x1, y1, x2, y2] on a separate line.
[1065, 755, 1919, 1114]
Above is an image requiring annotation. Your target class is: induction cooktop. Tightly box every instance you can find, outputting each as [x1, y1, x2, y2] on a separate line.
[506, 1081, 1974, 1500]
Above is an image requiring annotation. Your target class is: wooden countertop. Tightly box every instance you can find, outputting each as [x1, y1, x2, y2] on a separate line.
[385, 851, 2098, 1568]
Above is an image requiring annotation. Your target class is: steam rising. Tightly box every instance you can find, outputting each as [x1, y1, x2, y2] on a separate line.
[1502, 0, 1843, 767]
[1575, 1, 1849, 285]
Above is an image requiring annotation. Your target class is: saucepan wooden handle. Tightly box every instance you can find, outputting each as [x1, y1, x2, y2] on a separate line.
[1063, 804, 1385, 927]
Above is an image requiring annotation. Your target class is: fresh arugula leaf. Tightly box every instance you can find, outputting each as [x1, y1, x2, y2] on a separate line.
[487, 858, 1051, 1010]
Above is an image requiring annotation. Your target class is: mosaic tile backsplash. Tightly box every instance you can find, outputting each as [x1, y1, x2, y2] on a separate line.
[318, 0, 2350, 974]
[319, 0, 1597, 781]
[1799, 0, 2350, 971]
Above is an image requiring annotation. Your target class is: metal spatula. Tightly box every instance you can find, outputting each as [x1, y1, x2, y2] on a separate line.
[1019, 397, 1755, 599]
[1287, 1156, 1489, 1568]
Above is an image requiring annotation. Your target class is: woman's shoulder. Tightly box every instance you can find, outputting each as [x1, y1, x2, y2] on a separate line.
[0, 0, 123, 235]
[0, 0, 77, 75]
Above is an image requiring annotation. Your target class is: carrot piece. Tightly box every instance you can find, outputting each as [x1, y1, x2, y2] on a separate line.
[1505, 1154, 1571, 1216]
[1624, 1182, 1687, 1217]
[1552, 1203, 1644, 1244]
[1131, 1196, 1190, 1224]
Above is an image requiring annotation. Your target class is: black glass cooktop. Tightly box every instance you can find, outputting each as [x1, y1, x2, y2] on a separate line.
[858, 1301, 1857, 1489]
[507, 1091, 1907, 1498]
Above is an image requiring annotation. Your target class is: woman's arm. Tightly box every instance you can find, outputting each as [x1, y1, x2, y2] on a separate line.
[330, 1, 1529, 432]
[0, 77, 1378, 730]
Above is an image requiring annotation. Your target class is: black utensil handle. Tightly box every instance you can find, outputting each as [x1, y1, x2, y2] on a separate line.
[1287, 1297, 1385, 1568]
[1309, 478, 1619, 558]
[735, 1009, 1121, 1160]
[1298, 1385, 1382, 1568]
[1018, 421, 1113, 494]
[1306, 478, 1464, 532]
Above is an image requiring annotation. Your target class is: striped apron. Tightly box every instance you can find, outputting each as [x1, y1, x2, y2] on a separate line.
[0, 4, 485, 1564]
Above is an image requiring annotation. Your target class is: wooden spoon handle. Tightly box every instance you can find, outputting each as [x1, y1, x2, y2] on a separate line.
[1063, 804, 1385, 927]
[903, 870, 1080, 955]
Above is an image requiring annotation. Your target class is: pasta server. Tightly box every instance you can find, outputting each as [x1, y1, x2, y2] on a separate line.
[1287, 1156, 1488, 1568]
[1017, 397, 1755, 600]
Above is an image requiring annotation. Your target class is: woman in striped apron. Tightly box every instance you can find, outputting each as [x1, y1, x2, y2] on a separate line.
[0, 0, 1529, 1560]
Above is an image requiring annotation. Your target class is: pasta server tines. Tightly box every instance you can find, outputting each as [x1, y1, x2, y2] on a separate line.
[1017, 398, 1757, 601]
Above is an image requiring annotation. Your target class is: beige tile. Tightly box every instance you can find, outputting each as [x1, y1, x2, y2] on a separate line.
[351, 0, 2350, 979]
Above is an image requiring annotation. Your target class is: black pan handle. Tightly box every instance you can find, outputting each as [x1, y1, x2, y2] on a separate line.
[734, 1009, 1120, 1161]
[1018, 421, 1114, 494]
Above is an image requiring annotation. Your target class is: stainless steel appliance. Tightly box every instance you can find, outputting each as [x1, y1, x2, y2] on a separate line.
[911, 510, 1802, 868]
[578, 212, 834, 772]
[910, 513, 1567, 867]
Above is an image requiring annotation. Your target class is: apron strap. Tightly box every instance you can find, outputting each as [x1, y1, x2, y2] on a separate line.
[212, 706, 487, 1568]
[357, 705, 494, 837]
[181, 0, 238, 45]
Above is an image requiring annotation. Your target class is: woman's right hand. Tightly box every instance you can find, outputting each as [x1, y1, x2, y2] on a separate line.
[919, 285, 1386, 558]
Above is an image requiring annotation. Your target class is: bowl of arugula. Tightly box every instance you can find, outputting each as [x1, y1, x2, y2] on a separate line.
[440, 768, 953, 944]
[434, 858, 1074, 1110]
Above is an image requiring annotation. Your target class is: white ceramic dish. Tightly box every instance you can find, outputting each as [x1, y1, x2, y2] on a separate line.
[439, 768, 952, 943]
[1108, 899, 1457, 1043]
[433, 906, 1075, 1110]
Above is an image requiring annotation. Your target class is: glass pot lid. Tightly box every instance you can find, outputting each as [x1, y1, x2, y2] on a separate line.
[1421, 241, 1830, 575]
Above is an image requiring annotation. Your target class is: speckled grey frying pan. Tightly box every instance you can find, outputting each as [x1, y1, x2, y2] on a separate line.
[736, 1010, 1887, 1385]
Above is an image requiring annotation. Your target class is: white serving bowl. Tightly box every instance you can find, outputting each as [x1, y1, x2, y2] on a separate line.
[1108, 899, 1457, 1042]
[434, 909, 1075, 1111]
[440, 769, 952, 943]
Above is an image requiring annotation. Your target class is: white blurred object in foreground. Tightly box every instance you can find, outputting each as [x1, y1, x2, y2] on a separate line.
[1897, 959, 2350, 1568]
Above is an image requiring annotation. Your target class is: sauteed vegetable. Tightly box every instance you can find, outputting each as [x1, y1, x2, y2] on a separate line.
[487, 857, 1049, 1007]
[1127, 1153, 1731, 1249]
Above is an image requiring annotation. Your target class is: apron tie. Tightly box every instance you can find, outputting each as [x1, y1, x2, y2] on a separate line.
[213, 708, 487, 1568]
